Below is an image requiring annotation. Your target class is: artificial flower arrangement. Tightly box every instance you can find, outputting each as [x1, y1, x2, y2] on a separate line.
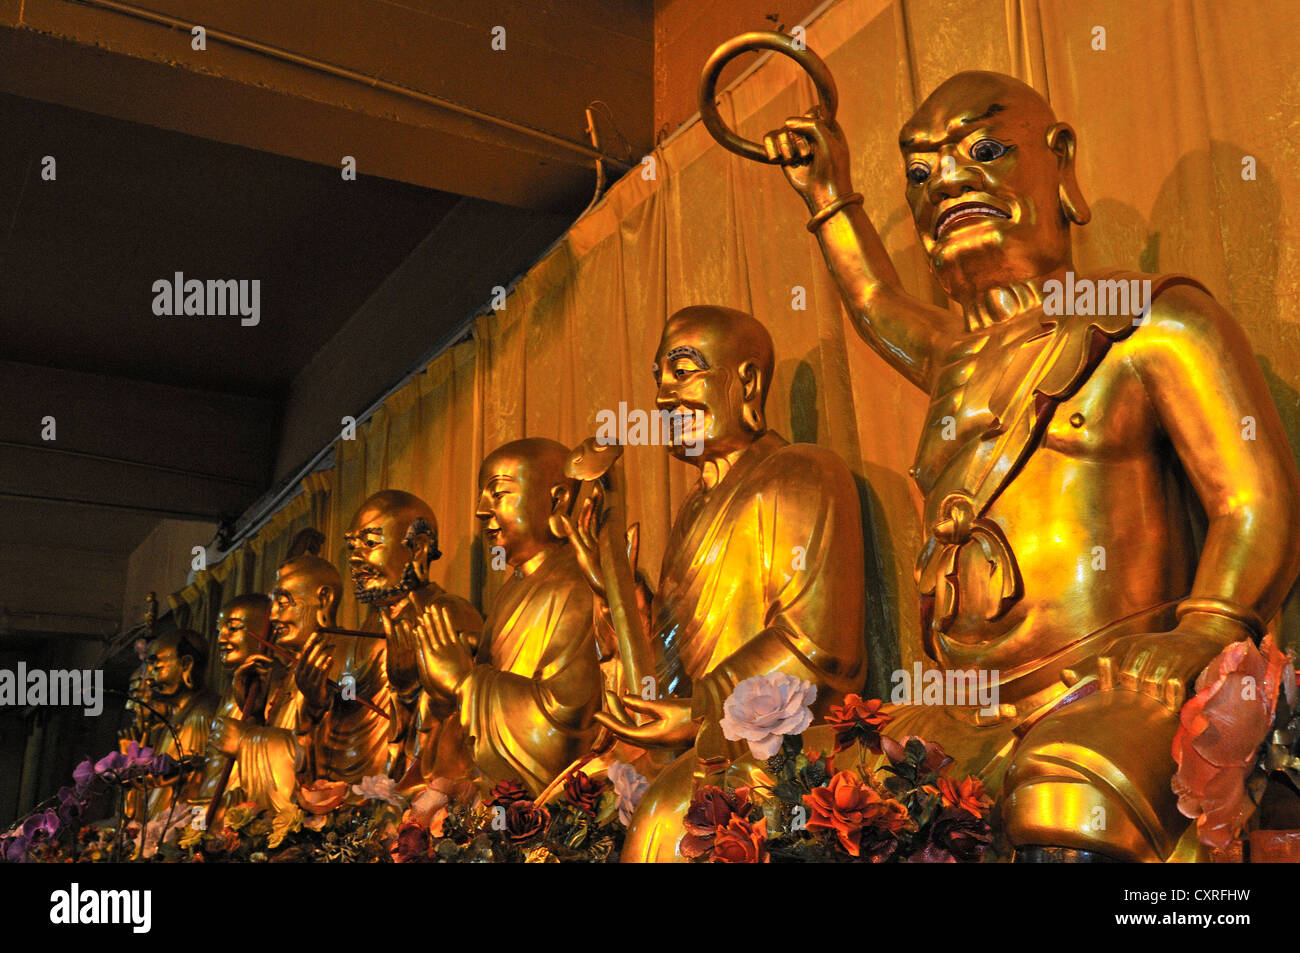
[685, 673, 994, 862]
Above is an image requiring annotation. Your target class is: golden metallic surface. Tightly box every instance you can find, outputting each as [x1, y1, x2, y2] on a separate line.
[743, 62, 1300, 859]
[401, 438, 603, 795]
[698, 31, 837, 165]
[143, 629, 217, 823]
[214, 556, 344, 816]
[197, 595, 270, 816]
[323, 490, 481, 791]
[567, 305, 867, 862]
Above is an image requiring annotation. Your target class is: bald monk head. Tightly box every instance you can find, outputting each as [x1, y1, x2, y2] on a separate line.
[216, 594, 270, 671]
[271, 554, 343, 652]
[476, 438, 575, 570]
[345, 489, 441, 606]
[653, 305, 774, 464]
[146, 628, 208, 699]
[898, 71, 1089, 301]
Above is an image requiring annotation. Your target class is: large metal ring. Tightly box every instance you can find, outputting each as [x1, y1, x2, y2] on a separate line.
[698, 31, 837, 164]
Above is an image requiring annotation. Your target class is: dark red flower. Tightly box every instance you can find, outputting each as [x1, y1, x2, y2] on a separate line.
[505, 800, 550, 842]
[710, 816, 769, 863]
[881, 735, 955, 775]
[563, 770, 607, 815]
[488, 778, 530, 807]
[390, 820, 432, 863]
[826, 694, 892, 753]
[911, 808, 992, 863]
[680, 785, 751, 859]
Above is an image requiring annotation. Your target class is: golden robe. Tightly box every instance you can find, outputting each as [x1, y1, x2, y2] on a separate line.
[623, 432, 868, 861]
[145, 688, 218, 823]
[231, 665, 303, 816]
[457, 544, 601, 794]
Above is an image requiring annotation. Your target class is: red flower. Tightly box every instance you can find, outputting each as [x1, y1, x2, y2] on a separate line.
[1172, 635, 1294, 849]
[826, 694, 892, 753]
[504, 800, 550, 842]
[488, 778, 530, 807]
[681, 785, 752, 859]
[562, 770, 607, 815]
[390, 820, 432, 863]
[710, 816, 769, 863]
[937, 775, 991, 819]
[804, 771, 909, 857]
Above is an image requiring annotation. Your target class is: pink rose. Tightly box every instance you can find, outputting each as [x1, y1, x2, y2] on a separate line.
[351, 774, 406, 809]
[1172, 635, 1294, 849]
[607, 761, 649, 826]
[719, 673, 817, 760]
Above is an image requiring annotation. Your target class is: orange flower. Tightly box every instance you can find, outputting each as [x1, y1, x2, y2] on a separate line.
[296, 778, 350, 815]
[937, 776, 991, 819]
[803, 770, 908, 856]
[826, 694, 892, 753]
[711, 815, 769, 863]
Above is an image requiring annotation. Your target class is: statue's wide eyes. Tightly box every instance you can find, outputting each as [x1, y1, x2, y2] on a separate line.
[970, 139, 1007, 163]
[906, 163, 930, 185]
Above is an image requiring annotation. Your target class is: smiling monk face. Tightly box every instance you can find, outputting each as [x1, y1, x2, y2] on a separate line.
[899, 71, 1090, 302]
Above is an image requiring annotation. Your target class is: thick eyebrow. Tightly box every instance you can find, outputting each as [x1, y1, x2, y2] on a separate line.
[664, 345, 711, 369]
[900, 102, 1006, 150]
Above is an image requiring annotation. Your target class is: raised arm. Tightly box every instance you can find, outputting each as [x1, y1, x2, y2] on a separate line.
[764, 112, 951, 391]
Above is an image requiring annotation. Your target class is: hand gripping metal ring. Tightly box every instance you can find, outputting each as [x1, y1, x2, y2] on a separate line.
[698, 31, 838, 164]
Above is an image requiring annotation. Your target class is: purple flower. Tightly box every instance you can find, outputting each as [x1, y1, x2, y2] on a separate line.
[1, 834, 29, 862]
[72, 758, 95, 793]
[148, 753, 179, 779]
[56, 786, 84, 826]
[94, 750, 127, 777]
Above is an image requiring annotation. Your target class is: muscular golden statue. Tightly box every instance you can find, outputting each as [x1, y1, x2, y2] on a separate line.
[143, 629, 217, 823]
[196, 594, 270, 813]
[569, 305, 868, 862]
[211, 557, 343, 815]
[398, 438, 603, 795]
[298, 490, 481, 788]
[760, 69, 1300, 860]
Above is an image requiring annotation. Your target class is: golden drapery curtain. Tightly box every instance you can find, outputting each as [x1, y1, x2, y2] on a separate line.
[195, 0, 1300, 695]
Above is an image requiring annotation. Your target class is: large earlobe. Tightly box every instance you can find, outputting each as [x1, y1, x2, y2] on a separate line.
[548, 482, 573, 540]
[1047, 122, 1090, 226]
[316, 584, 337, 623]
[737, 360, 767, 435]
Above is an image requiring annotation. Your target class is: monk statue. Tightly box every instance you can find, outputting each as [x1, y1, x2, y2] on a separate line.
[759, 68, 1300, 860]
[566, 305, 868, 861]
[142, 629, 218, 823]
[196, 594, 270, 815]
[210, 557, 342, 815]
[297, 490, 481, 788]
[397, 438, 603, 795]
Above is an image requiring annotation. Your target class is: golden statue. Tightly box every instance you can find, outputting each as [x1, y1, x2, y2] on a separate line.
[728, 44, 1300, 860]
[143, 629, 218, 823]
[196, 594, 270, 815]
[397, 438, 603, 795]
[298, 490, 481, 787]
[566, 305, 869, 862]
[210, 557, 343, 815]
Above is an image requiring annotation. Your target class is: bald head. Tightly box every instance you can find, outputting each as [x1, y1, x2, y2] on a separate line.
[272, 554, 342, 649]
[900, 71, 1058, 149]
[653, 306, 775, 464]
[146, 628, 208, 697]
[477, 437, 575, 567]
[659, 306, 774, 400]
[346, 489, 441, 606]
[895, 70, 1088, 300]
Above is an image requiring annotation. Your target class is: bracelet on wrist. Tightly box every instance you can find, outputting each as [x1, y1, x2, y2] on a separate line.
[807, 192, 864, 232]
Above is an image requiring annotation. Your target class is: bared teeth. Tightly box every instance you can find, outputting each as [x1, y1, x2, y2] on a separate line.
[936, 203, 1009, 237]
